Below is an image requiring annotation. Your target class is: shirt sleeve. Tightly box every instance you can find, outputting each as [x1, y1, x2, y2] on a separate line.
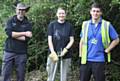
[109, 23, 119, 40]
[80, 31, 82, 38]
[69, 24, 75, 36]
[5, 19, 13, 38]
[48, 22, 53, 36]
[80, 22, 84, 38]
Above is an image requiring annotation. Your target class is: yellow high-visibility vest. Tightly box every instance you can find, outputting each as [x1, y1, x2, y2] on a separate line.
[81, 19, 111, 64]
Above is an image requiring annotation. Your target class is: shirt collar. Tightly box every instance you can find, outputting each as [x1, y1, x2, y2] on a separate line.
[90, 17, 102, 24]
[13, 15, 27, 23]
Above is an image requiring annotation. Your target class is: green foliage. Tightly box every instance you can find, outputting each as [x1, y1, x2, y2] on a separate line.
[0, 0, 120, 80]
[0, 24, 7, 64]
[106, 64, 120, 81]
[26, 0, 92, 71]
[27, 2, 55, 71]
[0, 0, 14, 25]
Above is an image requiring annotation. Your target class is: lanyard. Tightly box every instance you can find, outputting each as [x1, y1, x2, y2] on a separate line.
[91, 23, 101, 38]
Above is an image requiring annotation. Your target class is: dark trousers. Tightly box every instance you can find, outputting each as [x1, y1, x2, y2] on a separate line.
[80, 61, 105, 81]
[1, 51, 27, 81]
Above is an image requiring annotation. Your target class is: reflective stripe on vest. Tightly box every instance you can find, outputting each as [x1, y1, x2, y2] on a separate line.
[81, 21, 89, 64]
[81, 19, 111, 64]
[101, 20, 111, 62]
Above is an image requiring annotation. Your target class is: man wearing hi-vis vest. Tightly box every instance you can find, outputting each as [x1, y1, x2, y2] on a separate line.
[79, 3, 119, 81]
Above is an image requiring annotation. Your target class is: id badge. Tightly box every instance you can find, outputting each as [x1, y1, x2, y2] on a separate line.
[91, 38, 97, 44]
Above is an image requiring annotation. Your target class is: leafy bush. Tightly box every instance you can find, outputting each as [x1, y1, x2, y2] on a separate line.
[0, 0, 120, 80]
[26, 0, 91, 71]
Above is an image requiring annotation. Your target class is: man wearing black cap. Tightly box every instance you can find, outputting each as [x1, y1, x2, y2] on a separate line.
[1, 2, 32, 81]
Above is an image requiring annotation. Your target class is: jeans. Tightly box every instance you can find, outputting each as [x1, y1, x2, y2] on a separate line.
[46, 57, 71, 81]
[1, 51, 27, 81]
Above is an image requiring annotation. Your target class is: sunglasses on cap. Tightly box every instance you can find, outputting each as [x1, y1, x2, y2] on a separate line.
[18, 9, 26, 11]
